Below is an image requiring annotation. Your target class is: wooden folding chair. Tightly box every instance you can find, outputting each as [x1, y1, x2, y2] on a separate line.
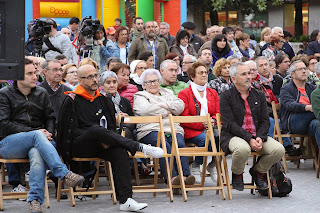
[120, 115, 173, 202]
[0, 158, 50, 210]
[57, 158, 116, 207]
[168, 114, 226, 202]
[271, 101, 319, 174]
[216, 113, 272, 200]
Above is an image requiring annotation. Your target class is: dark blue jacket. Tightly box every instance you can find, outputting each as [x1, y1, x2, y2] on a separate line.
[212, 49, 233, 66]
[260, 42, 295, 60]
[279, 81, 315, 133]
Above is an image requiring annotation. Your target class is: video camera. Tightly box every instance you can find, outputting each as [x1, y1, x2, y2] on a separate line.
[78, 16, 100, 50]
[26, 18, 53, 56]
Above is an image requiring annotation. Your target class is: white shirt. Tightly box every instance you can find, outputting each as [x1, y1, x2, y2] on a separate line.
[120, 48, 126, 64]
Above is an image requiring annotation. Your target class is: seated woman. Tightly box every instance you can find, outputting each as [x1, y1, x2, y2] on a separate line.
[111, 63, 138, 106]
[100, 71, 151, 175]
[233, 32, 256, 60]
[129, 60, 147, 91]
[211, 34, 234, 66]
[208, 58, 233, 95]
[178, 62, 220, 183]
[133, 69, 195, 193]
[62, 63, 79, 90]
[169, 30, 197, 61]
[261, 34, 284, 61]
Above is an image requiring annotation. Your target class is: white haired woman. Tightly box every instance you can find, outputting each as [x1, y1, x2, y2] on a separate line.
[133, 69, 195, 193]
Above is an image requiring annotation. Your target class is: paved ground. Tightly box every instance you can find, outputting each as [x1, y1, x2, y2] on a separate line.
[3, 156, 320, 213]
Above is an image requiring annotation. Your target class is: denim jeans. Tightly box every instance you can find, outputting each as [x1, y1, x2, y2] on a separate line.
[140, 131, 190, 179]
[185, 131, 216, 165]
[0, 130, 70, 204]
[268, 117, 292, 147]
[289, 112, 320, 146]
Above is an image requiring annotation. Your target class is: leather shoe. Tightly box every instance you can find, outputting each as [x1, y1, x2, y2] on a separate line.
[232, 173, 244, 191]
[249, 168, 268, 190]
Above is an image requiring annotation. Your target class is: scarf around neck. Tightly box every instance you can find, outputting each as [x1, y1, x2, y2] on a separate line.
[190, 81, 208, 115]
[65, 84, 101, 102]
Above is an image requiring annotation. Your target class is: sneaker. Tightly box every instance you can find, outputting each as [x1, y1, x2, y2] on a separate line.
[206, 165, 217, 183]
[120, 198, 148, 212]
[25, 171, 30, 182]
[29, 200, 42, 213]
[141, 144, 164, 158]
[11, 184, 28, 201]
[189, 163, 201, 183]
[63, 171, 85, 188]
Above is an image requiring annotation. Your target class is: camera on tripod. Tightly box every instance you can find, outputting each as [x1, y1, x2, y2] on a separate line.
[26, 19, 53, 56]
[78, 16, 101, 50]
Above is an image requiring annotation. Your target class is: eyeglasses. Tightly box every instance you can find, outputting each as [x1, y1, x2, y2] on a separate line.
[80, 73, 99, 80]
[197, 71, 208, 75]
[295, 67, 307, 72]
[144, 79, 160, 85]
[48, 68, 63, 73]
[136, 67, 146, 70]
[67, 70, 77, 75]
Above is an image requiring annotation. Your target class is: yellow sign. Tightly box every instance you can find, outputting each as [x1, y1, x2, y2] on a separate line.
[40, 2, 80, 18]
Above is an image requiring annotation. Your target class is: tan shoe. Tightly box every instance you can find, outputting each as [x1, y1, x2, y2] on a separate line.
[64, 171, 85, 188]
[29, 200, 42, 213]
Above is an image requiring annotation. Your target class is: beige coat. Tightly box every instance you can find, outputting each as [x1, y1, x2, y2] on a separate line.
[133, 88, 185, 140]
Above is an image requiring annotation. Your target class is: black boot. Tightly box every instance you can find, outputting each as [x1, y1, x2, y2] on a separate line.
[249, 168, 268, 190]
[232, 173, 244, 191]
[285, 145, 302, 156]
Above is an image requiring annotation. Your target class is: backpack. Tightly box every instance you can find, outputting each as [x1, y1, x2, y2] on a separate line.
[258, 161, 292, 197]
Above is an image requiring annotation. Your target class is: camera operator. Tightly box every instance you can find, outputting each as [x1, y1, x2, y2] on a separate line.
[42, 19, 76, 64]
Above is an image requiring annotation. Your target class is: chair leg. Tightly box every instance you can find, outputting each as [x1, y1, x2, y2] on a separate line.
[222, 155, 232, 200]
[167, 157, 174, 202]
[0, 163, 4, 211]
[317, 148, 320, 179]
[215, 156, 226, 200]
[69, 187, 75, 207]
[56, 178, 62, 202]
[44, 177, 50, 208]
[281, 155, 288, 174]
[174, 154, 186, 202]
[133, 159, 141, 186]
[153, 158, 159, 198]
[92, 160, 100, 199]
[106, 162, 117, 204]
[200, 156, 208, 196]
[266, 171, 272, 199]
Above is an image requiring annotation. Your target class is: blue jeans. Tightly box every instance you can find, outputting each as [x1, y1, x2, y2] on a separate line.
[268, 117, 292, 147]
[185, 131, 214, 165]
[0, 130, 70, 204]
[140, 131, 190, 178]
[289, 112, 320, 146]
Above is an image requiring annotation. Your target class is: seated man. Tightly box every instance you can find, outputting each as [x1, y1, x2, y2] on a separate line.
[280, 60, 320, 149]
[160, 59, 188, 96]
[177, 55, 197, 83]
[220, 62, 285, 191]
[57, 64, 164, 212]
[0, 58, 84, 213]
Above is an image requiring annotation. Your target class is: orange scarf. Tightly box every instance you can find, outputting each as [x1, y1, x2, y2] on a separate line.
[65, 85, 101, 102]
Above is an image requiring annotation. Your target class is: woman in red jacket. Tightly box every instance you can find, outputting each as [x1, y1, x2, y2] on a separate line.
[178, 62, 220, 183]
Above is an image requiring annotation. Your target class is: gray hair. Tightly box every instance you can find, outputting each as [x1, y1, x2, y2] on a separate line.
[227, 55, 240, 61]
[315, 62, 320, 75]
[255, 56, 269, 66]
[288, 60, 304, 75]
[160, 59, 177, 71]
[42, 59, 60, 70]
[99, 71, 118, 85]
[139, 69, 162, 89]
[160, 22, 170, 29]
[230, 62, 247, 77]
[183, 54, 197, 63]
[244, 60, 257, 69]
[271, 26, 283, 34]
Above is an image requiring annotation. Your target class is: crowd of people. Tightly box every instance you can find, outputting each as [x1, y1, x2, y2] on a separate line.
[1, 16, 320, 213]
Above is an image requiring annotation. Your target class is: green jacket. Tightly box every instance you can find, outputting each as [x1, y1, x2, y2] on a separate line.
[128, 35, 169, 70]
[311, 86, 320, 120]
[160, 81, 188, 96]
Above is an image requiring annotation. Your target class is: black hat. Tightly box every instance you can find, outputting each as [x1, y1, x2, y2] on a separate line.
[283, 30, 292, 38]
[181, 21, 196, 29]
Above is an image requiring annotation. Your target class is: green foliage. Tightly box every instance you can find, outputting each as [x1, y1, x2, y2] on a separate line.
[290, 35, 309, 43]
[211, 0, 283, 12]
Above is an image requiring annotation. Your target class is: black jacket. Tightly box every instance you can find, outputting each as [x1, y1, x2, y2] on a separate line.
[190, 34, 204, 53]
[160, 33, 176, 47]
[56, 93, 117, 163]
[279, 81, 315, 133]
[272, 74, 284, 99]
[39, 80, 72, 121]
[220, 86, 270, 155]
[0, 84, 55, 138]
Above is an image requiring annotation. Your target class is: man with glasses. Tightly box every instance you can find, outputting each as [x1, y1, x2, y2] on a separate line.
[160, 59, 188, 96]
[58, 64, 164, 212]
[177, 55, 197, 83]
[280, 60, 320, 151]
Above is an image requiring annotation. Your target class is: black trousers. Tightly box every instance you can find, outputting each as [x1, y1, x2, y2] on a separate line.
[72, 125, 138, 203]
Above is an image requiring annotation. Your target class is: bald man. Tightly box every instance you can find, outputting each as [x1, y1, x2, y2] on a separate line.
[57, 65, 164, 212]
[61, 28, 72, 39]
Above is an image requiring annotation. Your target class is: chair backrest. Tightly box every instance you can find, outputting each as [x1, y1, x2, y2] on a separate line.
[271, 101, 282, 138]
[168, 114, 218, 153]
[216, 113, 222, 139]
[119, 115, 168, 153]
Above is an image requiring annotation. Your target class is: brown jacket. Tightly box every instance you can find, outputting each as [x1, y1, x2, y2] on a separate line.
[128, 35, 169, 69]
[169, 44, 198, 61]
